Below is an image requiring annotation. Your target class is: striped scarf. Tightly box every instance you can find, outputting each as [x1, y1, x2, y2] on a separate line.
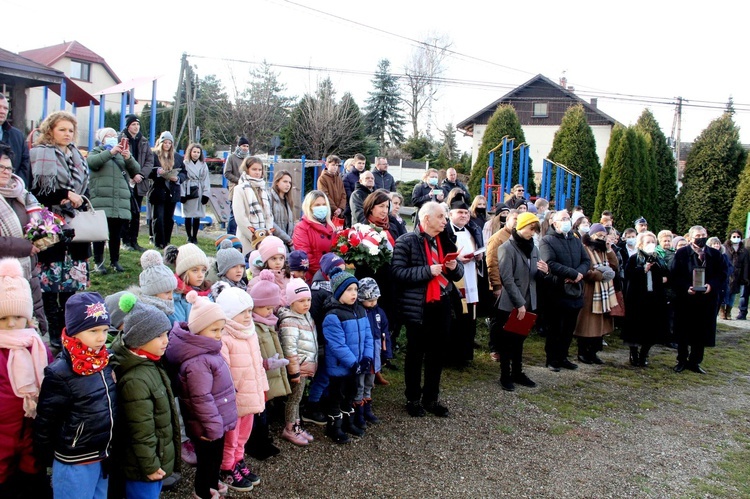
[422, 228, 448, 303]
[585, 246, 617, 314]
[30, 144, 88, 198]
[0, 175, 39, 277]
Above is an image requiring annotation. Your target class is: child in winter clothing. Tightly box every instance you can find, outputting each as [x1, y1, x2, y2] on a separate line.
[35, 292, 117, 499]
[354, 278, 389, 429]
[0, 258, 52, 499]
[214, 239, 247, 290]
[302, 253, 346, 426]
[247, 236, 290, 307]
[110, 294, 180, 499]
[278, 279, 318, 446]
[214, 284, 267, 492]
[173, 243, 212, 323]
[246, 250, 263, 281]
[246, 270, 290, 460]
[321, 268, 373, 444]
[138, 250, 179, 322]
[288, 250, 310, 280]
[165, 291, 237, 499]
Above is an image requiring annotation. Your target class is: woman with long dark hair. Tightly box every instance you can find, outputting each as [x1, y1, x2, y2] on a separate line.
[270, 170, 296, 250]
[150, 131, 185, 249]
[181, 143, 210, 244]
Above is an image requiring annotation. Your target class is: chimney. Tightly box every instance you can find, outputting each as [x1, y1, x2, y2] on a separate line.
[559, 76, 567, 88]
[590, 98, 598, 108]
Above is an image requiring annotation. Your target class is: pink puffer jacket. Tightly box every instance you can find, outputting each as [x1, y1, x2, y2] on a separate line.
[220, 319, 269, 417]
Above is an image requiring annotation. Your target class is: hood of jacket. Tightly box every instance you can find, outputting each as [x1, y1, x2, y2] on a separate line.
[165, 322, 221, 365]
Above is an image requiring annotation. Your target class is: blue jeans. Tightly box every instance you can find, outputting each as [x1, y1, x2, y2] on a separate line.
[125, 479, 163, 499]
[307, 351, 329, 403]
[227, 202, 237, 235]
[52, 460, 108, 499]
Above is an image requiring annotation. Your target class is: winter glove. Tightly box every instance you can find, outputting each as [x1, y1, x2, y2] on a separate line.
[265, 353, 289, 371]
[360, 356, 373, 373]
[201, 195, 209, 205]
[599, 266, 616, 282]
[351, 361, 362, 375]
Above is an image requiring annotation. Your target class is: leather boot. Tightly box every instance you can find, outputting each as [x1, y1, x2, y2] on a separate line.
[325, 413, 349, 444]
[362, 398, 379, 424]
[374, 372, 390, 385]
[342, 409, 364, 438]
[629, 346, 639, 366]
[719, 305, 727, 320]
[726, 306, 733, 320]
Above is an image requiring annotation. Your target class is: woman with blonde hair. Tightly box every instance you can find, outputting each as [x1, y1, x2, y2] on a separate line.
[411, 168, 444, 211]
[270, 170, 296, 250]
[181, 142, 210, 244]
[233, 156, 273, 255]
[292, 190, 335, 282]
[29, 111, 90, 352]
[149, 131, 185, 249]
[470, 195, 487, 228]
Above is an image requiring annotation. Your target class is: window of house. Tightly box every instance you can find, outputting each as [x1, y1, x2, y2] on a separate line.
[532, 102, 548, 118]
[70, 60, 91, 81]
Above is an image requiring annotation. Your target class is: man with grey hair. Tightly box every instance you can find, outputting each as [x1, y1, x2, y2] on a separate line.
[670, 225, 726, 374]
[441, 168, 470, 200]
[539, 209, 590, 371]
[392, 201, 463, 418]
[349, 170, 375, 224]
[0, 93, 31, 189]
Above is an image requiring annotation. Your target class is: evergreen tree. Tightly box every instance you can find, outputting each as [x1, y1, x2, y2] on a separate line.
[402, 134, 434, 160]
[364, 59, 406, 152]
[634, 109, 678, 231]
[728, 155, 750, 233]
[677, 113, 746, 238]
[594, 125, 624, 219]
[547, 104, 600, 214]
[467, 105, 536, 197]
[432, 122, 460, 170]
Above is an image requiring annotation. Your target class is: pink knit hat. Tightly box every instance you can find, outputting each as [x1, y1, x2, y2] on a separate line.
[286, 278, 311, 305]
[187, 290, 226, 334]
[258, 236, 287, 264]
[0, 258, 33, 321]
[248, 270, 281, 307]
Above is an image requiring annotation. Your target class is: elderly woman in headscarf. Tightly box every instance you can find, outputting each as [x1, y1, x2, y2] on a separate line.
[573, 223, 619, 364]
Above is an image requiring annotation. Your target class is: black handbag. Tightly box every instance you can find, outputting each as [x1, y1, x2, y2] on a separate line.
[181, 184, 199, 203]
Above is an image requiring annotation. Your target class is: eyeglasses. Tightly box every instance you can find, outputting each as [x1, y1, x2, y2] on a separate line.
[0, 165, 13, 173]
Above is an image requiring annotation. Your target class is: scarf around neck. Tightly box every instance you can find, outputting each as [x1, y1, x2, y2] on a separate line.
[31, 144, 88, 198]
[62, 329, 109, 375]
[252, 311, 278, 327]
[0, 328, 48, 418]
[584, 247, 617, 314]
[0, 178, 31, 277]
[511, 229, 534, 258]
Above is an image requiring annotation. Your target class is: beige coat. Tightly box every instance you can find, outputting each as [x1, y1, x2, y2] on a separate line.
[574, 248, 618, 338]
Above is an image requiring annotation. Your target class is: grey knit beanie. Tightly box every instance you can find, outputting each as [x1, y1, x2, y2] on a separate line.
[216, 239, 246, 277]
[105, 291, 129, 330]
[140, 250, 178, 296]
[119, 293, 173, 348]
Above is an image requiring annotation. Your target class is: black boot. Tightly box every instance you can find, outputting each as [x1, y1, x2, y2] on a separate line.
[500, 358, 514, 391]
[245, 411, 280, 460]
[342, 409, 364, 438]
[362, 399, 379, 424]
[325, 413, 349, 444]
[111, 261, 125, 273]
[352, 402, 367, 430]
[629, 346, 640, 366]
[43, 294, 62, 352]
[639, 345, 652, 367]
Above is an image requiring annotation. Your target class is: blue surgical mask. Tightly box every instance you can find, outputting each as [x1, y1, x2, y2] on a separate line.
[626, 237, 636, 247]
[560, 221, 572, 234]
[103, 136, 118, 148]
[579, 225, 590, 234]
[312, 206, 329, 221]
[428, 177, 438, 186]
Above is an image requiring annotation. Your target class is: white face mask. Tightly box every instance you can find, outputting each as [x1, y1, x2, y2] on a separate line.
[626, 238, 636, 247]
[579, 225, 590, 234]
[643, 243, 656, 254]
[559, 220, 572, 234]
[731, 237, 741, 244]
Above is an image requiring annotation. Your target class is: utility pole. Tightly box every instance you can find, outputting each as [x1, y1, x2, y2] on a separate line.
[675, 96, 683, 182]
[171, 53, 187, 138]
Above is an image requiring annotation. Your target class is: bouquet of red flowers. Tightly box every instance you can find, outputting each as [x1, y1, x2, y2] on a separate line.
[332, 223, 392, 272]
[25, 207, 65, 250]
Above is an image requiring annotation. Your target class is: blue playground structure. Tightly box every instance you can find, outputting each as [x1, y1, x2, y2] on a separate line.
[481, 136, 531, 209]
[540, 159, 581, 211]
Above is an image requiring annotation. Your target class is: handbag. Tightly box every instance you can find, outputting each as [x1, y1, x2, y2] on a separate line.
[609, 290, 625, 317]
[64, 196, 109, 243]
[181, 183, 199, 203]
[563, 281, 583, 299]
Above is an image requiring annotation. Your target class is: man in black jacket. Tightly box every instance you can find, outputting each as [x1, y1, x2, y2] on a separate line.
[373, 157, 396, 192]
[441, 168, 470, 200]
[0, 94, 31, 189]
[120, 114, 154, 251]
[391, 201, 463, 418]
[539, 210, 590, 371]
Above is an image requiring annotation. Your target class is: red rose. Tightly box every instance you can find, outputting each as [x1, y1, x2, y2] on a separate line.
[340, 244, 350, 254]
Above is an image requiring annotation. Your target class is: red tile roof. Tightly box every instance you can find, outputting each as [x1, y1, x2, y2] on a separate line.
[19, 41, 120, 84]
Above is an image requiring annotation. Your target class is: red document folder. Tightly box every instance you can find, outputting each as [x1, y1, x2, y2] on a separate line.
[503, 309, 537, 336]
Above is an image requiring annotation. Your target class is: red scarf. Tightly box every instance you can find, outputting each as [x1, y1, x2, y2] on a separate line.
[131, 348, 162, 362]
[62, 330, 109, 375]
[369, 214, 395, 247]
[421, 225, 449, 303]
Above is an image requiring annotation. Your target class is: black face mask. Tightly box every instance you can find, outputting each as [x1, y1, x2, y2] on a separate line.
[499, 215, 507, 224]
[476, 208, 486, 216]
[694, 237, 708, 248]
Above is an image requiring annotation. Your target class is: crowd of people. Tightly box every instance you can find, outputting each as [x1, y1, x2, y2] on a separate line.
[0, 112, 741, 498]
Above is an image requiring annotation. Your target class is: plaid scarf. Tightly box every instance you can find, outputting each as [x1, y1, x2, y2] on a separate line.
[585, 246, 617, 314]
[30, 144, 88, 198]
[62, 330, 109, 376]
[0, 175, 39, 277]
[238, 174, 274, 230]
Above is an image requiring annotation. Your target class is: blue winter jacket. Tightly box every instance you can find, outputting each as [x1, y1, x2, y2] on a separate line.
[364, 304, 391, 369]
[322, 297, 373, 377]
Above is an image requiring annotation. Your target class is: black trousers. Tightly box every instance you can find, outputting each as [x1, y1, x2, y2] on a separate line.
[544, 303, 581, 365]
[42, 291, 73, 350]
[404, 296, 451, 403]
[495, 309, 528, 379]
[93, 217, 126, 264]
[185, 217, 201, 240]
[324, 374, 357, 417]
[152, 201, 177, 248]
[124, 194, 143, 245]
[193, 435, 225, 499]
[448, 303, 477, 364]
[677, 342, 705, 365]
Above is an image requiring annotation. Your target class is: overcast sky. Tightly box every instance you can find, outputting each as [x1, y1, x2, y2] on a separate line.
[6, 0, 749, 153]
